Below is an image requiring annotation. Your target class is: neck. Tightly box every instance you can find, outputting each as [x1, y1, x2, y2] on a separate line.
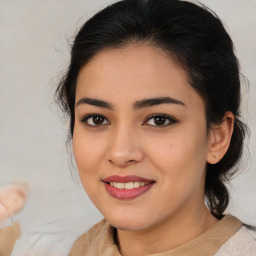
[117, 203, 218, 256]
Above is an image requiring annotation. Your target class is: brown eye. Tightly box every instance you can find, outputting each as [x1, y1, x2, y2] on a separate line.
[92, 116, 105, 125]
[81, 114, 110, 126]
[144, 114, 177, 127]
[153, 116, 167, 126]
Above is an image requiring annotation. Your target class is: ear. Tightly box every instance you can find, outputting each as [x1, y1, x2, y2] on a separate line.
[206, 112, 234, 164]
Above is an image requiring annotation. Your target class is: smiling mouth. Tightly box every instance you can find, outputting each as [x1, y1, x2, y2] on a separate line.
[108, 181, 151, 189]
[102, 175, 155, 200]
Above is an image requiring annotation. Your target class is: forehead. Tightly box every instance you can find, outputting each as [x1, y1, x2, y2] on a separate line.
[76, 44, 203, 110]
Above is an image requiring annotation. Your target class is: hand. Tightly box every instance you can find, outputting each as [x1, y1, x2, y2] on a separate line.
[0, 183, 29, 220]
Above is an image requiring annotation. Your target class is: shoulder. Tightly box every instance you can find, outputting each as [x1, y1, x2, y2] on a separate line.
[69, 219, 120, 256]
[74, 219, 109, 245]
[69, 219, 108, 255]
[215, 224, 256, 256]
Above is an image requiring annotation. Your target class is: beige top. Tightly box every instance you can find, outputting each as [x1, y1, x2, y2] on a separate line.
[69, 215, 244, 256]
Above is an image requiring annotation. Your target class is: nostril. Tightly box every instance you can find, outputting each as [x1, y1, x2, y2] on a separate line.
[108, 158, 136, 167]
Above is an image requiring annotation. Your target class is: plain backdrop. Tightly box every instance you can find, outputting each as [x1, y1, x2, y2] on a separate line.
[0, 0, 255, 254]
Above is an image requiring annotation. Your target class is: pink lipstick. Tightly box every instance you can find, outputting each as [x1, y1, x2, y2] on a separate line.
[103, 175, 155, 200]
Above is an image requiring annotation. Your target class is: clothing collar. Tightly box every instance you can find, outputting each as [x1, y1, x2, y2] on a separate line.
[69, 215, 242, 256]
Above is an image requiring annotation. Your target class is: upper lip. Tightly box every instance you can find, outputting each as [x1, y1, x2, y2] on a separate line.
[103, 175, 155, 183]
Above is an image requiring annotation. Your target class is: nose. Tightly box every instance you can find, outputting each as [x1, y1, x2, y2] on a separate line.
[107, 126, 144, 168]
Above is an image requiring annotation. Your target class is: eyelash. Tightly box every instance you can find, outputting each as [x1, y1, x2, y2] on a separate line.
[80, 114, 110, 127]
[80, 114, 177, 127]
[143, 114, 177, 127]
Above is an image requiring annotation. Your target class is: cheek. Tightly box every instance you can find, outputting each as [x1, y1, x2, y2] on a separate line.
[72, 135, 100, 201]
[73, 125, 104, 166]
[72, 126, 104, 186]
[150, 135, 206, 167]
[147, 127, 208, 186]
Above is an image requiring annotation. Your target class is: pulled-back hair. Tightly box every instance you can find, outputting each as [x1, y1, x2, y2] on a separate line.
[56, 0, 247, 217]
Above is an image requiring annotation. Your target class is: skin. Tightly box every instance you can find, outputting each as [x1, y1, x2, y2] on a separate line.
[73, 44, 234, 256]
[0, 183, 28, 221]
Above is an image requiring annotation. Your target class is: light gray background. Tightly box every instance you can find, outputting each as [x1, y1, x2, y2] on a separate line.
[0, 0, 255, 255]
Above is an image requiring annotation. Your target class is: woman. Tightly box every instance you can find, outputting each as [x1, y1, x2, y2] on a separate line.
[56, 0, 256, 255]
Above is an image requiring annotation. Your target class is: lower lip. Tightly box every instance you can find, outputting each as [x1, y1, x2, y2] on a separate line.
[104, 182, 154, 200]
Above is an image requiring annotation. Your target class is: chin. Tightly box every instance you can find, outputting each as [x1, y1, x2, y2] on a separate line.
[111, 221, 150, 231]
[104, 212, 153, 231]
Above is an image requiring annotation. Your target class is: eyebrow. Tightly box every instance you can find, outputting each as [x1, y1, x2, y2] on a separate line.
[76, 97, 113, 109]
[133, 97, 185, 109]
[76, 96, 185, 109]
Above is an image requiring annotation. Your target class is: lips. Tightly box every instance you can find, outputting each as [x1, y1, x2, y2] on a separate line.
[102, 175, 155, 200]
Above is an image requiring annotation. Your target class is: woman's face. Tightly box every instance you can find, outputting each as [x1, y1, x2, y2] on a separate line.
[73, 44, 212, 231]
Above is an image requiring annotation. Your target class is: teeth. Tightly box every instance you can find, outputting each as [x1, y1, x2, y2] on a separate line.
[134, 182, 140, 188]
[117, 182, 125, 189]
[109, 182, 148, 189]
[125, 182, 133, 189]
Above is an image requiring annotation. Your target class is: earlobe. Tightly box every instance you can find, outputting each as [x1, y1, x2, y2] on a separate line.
[207, 112, 234, 164]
